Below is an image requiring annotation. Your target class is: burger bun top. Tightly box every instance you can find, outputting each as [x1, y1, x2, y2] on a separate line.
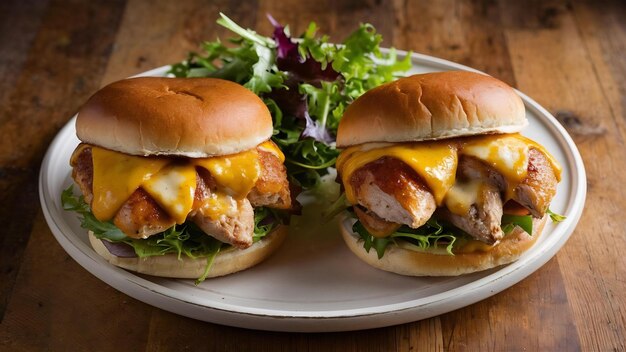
[76, 77, 273, 157]
[337, 71, 527, 147]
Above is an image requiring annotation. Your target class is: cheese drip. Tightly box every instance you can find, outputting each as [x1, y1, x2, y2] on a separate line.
[444, 179, 483, 216]
[456, 239, 496, 253]
[91, 147, 169, 220]
[258, 140, 285, 162]
[142, 164, 197, 224]
[337, 141, 458, 206]
[337, 133, 562, 211]
[462, 134, 562, 200]
[89, 144, 263, 223]
[194, 150, 260, 199]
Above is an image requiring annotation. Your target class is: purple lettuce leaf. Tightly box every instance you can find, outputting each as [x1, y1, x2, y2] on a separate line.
[266, 79, 308, 121]
[267, 14, 300, 60]
[267, 80, 334, 144]
[101, 240, 137, 258]
[301, 110, 333, 143]
[267, 14, 340, 83]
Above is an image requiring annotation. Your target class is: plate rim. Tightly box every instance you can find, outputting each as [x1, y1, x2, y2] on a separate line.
[38, 50, 587, 332]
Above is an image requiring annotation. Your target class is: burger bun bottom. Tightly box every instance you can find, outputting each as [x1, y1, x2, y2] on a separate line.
[89, 225, 288, 279]
[340, 214, 548, 276]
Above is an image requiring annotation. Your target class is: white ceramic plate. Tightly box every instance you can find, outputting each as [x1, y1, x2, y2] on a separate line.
[39, 52, 586, 332]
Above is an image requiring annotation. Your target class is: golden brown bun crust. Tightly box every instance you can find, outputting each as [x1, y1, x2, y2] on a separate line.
[336, 71, 527, 147]
[340, 214, 547, 276]
[89, 225, 287, 279]
[76, 77, 273, 157]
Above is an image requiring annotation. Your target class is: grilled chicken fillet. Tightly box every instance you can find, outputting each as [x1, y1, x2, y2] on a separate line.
[248, 150, 291, 209]
[113, 189, 176, 238]
[514, 148, 558, 218]
[348, 157, 437, 229]
[190, 168, 255, 248]
[440, 156, 506, 244]
[439, 183, 504, 244]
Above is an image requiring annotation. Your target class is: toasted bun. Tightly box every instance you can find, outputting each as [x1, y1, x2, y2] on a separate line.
[340, 214, 547, 276]
[89, 225, 288, 279]
[76, 77, 273, 157]
[336, 71, 527, 147]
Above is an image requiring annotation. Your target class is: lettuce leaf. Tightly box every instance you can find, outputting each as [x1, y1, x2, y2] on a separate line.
[61, 186, 126, 241]
[546, 208, 567, 222]
[352, 218, 457, 259]
[501, 214, 534, 236]
[253, 207, 280, 241]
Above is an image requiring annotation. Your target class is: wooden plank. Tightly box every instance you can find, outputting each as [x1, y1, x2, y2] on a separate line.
[391, 0, 516, 85]
[100, 0, 259, 85]
[399, 318, 444, 351]
[0, 0, 126, 167]
[0, 0, 50, 109]
[440, 258, 580, 351]
[334, 0, 396, 45]
[145, 310, 307, 352]
[502, 0, 626, 350]
[0, 213, 153, 351]
[0, 0, 127, 323]
[256, 0, 395, 45]
[0, 1, 51, 320]
[256, 0, 335, 41]
[571, 0, 626, 144]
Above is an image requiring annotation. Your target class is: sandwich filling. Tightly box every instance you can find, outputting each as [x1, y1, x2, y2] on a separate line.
[336, 133, 562, 254]
[69, 140, 292, 249]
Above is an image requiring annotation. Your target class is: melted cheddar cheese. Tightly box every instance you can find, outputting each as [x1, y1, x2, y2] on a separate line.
[199, 193, 240, 220]
[455, 239, 497, 253]
[89, 142, 267, 223]
[142, 164, 197, 224]
[193, 150, 260, 200]
[463, 134, 562, 199]
[258, 140, 285, 162]
[336, 133, 562, 216]
[91, 148, 169, 220]
[336, 141, 458, 205]
[444, 179, 483, 216]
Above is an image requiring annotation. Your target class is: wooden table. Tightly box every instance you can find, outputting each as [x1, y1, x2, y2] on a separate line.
[1, 0, 624, 350]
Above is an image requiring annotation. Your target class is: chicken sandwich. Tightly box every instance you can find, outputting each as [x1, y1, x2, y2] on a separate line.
[63, 77, 293, 281]
[335, 71, 562, 276]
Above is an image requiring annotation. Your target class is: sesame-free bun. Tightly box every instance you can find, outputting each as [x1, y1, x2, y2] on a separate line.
[336, 71, 527, 147]
[339, 214, 547, 276]
[89, 225, 288, 279]
[76, 77, 273, 157]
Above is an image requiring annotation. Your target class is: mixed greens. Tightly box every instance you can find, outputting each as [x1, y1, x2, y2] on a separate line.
[350, 211, 539, 259]
[352, 218, 458, 259]
[170, 13, 411, 188]
[350, 208, 566, 259]
[61, 186, 280, 283]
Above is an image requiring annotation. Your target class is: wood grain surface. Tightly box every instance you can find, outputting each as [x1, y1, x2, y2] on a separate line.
[1, 0, 624, 350]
